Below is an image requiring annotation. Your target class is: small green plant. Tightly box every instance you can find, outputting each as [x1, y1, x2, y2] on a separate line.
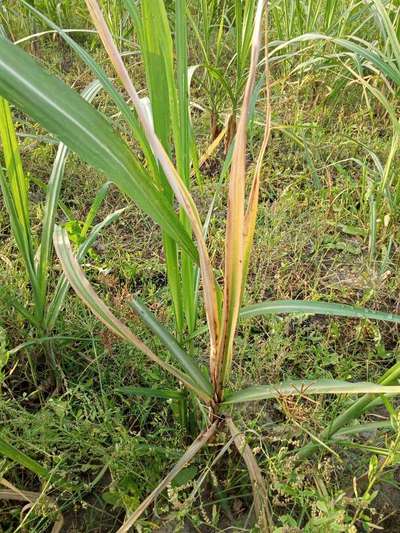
[0, 84, 113, 330]
[0, 83, 122, 381]
[349, 413, 400, 529]
[2, 0, 400, 529]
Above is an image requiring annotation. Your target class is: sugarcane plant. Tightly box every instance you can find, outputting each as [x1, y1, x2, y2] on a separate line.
[3, 0, 400, 529]
[0, 82, 109, 330]
[0, 79, 125, 384]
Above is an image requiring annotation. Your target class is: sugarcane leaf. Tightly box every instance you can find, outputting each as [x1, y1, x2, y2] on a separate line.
[226, 417, 272, 531]
[215, 0, 266, 393]
[223, 379, 400, 405]
[240, 299, 400, 323]
[0, 35, 197, 262]
[20, 0, 159, 179]
[130, 298, 213, 397]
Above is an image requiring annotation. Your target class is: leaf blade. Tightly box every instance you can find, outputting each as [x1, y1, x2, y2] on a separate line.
[0, 36, 197, 261]
[240, 299, 400, 323]
[223, 379, 400, 405]
[214, 0, 266, 394]
[226, 417, 273, 531]
[130, 298, 213, 397]
[0, 436, 51, 480]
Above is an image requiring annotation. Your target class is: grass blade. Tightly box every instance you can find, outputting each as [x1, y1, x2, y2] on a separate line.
[0, 288, 42, 330]
[270, 32, 400, 86]
[222, 379, 400, 405]
[0, 98, 39, 310]
[0, 165, 38, 301]
[116, 386, 185, 401]
[0, 436, 51, 480]
[369, 0, 400, 71]
[80, 181, 110, 238]
[0, 98, 30, 235]
[333, 421, 393, 439]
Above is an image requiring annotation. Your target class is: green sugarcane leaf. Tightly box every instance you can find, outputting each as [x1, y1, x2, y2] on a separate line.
[0, 36, 198, 263]
[116, 386, 185, 401]
[130, 298, 213, 397]
[223, 379, 400, 405]
[188, 298, 400, 340]
[240, 300, 400, 323]
[21, 0, 159, 179]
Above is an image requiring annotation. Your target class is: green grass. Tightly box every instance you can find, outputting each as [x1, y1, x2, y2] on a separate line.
[0, 0, 400, 531]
